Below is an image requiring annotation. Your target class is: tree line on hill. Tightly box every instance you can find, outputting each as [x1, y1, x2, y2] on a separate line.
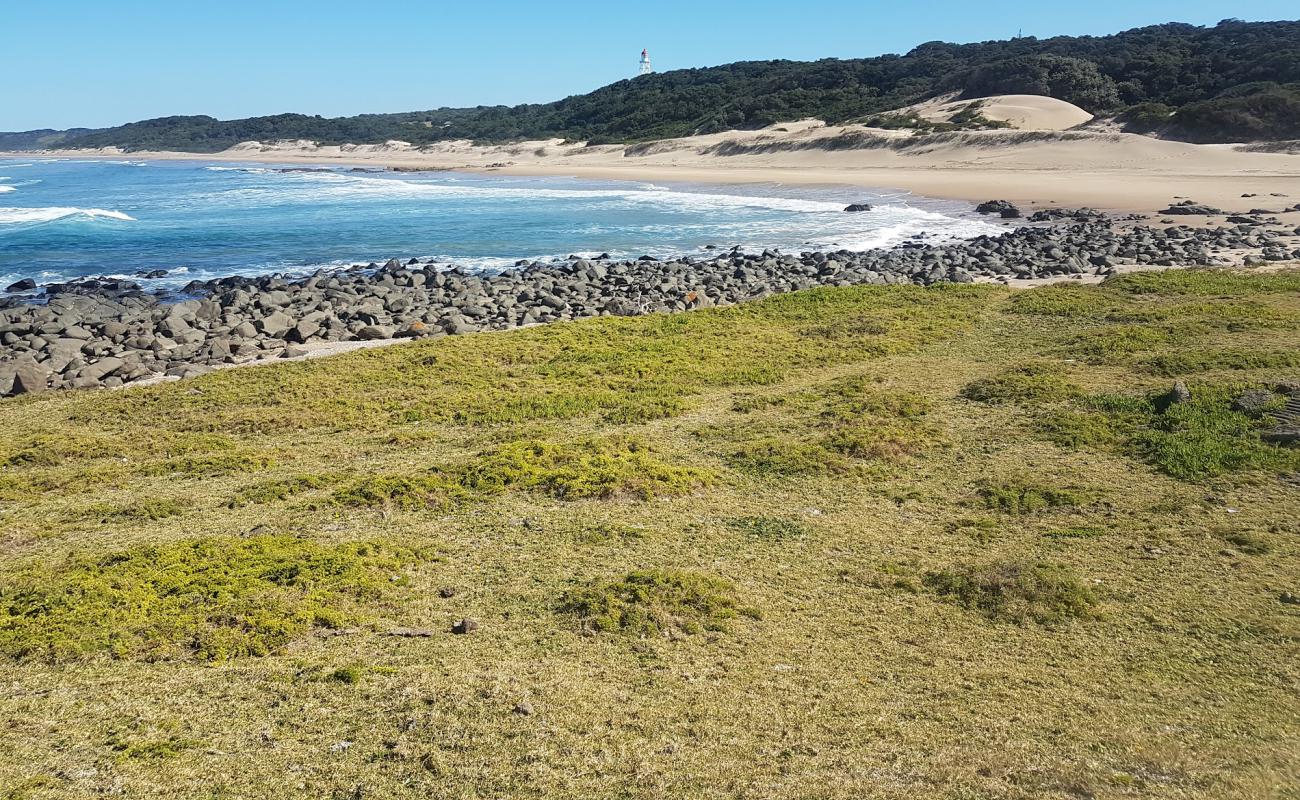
[4, 19, 1297, 152]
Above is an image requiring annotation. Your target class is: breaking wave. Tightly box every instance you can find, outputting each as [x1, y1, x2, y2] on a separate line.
[0, 207, 137, 226]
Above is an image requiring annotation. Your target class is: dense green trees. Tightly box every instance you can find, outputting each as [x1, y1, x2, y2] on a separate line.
[7, 19, 1297, 152]
[959, 55, 1120, 111]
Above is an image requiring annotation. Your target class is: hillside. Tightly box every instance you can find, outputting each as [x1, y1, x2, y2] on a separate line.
[2, 267, 1299, 797]
[4, 19, 1298, 152]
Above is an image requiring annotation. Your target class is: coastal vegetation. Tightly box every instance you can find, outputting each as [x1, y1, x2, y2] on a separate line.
[1, 267, 1297, 797]
[4, 19, 1297, 151]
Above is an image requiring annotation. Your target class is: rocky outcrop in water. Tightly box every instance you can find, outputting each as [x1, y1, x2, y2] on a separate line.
[2, 213, 1298, 395]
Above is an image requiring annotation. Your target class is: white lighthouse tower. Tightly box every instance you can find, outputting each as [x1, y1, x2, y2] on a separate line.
[639, 48, 653, 76]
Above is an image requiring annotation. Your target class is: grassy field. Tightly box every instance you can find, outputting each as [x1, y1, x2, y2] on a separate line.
[1, 269, 1298, 799]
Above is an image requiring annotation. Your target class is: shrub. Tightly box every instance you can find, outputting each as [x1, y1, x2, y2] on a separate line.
[1119, 102, 1176, 133]
[558, 570, 756, 637]
[924, 561, 1097, 623]
[960, 54, 1120, 113]
[1132, 385, 1298, 480]
[0, 536, 423, 663]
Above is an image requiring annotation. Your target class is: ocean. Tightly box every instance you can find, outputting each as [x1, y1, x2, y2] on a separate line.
[0, 157, 1001, 290]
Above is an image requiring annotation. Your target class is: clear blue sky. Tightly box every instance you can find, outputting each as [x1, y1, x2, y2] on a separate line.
[2, 0, 1295, 131]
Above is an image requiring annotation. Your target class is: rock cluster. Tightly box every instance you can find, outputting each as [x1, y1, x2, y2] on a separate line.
[975, 200, 1022, 218]
[2, 212, 1298, 396]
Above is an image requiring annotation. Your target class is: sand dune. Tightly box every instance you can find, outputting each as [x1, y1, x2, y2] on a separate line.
[916, 94, 1094, 131]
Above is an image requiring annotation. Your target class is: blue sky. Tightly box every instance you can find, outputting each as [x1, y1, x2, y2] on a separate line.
[2, 0, 1295, 131]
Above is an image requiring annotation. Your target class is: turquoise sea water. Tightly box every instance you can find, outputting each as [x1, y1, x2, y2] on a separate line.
[0, 157, 1001, 290]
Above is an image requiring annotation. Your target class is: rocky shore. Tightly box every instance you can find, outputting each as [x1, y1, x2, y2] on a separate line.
[3, 207, 1299, 396]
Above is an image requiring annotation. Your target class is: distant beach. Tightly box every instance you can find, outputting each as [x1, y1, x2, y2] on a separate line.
[13, 105, 1300, 216]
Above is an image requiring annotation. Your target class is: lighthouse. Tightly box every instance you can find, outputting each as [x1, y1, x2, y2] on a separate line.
[639, 48, 653, 76]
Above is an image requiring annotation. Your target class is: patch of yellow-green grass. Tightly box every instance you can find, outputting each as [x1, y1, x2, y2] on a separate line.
[724, 515, 809, 540]
[558, 570, 759, 637]
[85, 497, 187, 523]
[0, 536, 425, 663]
[1143, 348, 1300, 376]
[977, 479, 1094, 515]
[330, 473, 469, 511]
[458, 436, 712, 500]
[961, 362, 1080, 405]
[138, 450, 276, 477]
[228, 473, 340, 508]
[923, 561, 1098, 624]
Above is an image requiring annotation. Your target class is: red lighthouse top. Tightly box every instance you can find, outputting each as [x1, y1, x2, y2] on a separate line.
[642, 49, 648, 58]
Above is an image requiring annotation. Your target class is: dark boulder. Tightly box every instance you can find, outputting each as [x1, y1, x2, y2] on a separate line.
[1231, 389, 1277, 417]
[5, 278, 36, 293]
[1161, 201, 1223, 215]
[843, 204, 874, 213]
[976, 200, 1020, 217]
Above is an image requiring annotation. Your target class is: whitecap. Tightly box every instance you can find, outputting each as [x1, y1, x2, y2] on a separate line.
[0, 186, 14, 194]
[0, 207, 137, 226]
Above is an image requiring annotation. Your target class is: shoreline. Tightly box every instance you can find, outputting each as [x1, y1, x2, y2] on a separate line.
[3, 211, 1298, 397]
[6, 123, 1300, 216]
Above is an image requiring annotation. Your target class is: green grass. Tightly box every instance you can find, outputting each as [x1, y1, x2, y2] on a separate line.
[0, 269, 1298, 799]
[1048, 384, 1300, 480]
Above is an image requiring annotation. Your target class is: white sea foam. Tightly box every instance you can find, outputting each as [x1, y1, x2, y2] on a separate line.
[0, 186, 14, 194]
[205, 165, 272, 173]
[211, 169, 854, 215]
[0, 207, 136, 225]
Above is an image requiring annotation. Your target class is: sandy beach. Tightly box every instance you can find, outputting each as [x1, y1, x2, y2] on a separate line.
[14, 96, 1300, 218]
